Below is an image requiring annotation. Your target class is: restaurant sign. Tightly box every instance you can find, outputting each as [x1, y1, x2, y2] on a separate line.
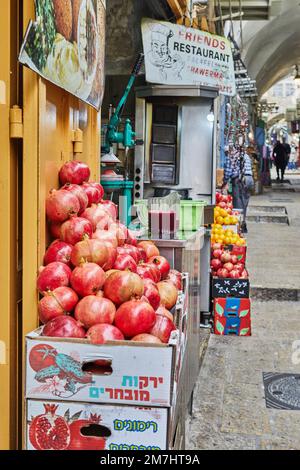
[142, 18, 236, 96]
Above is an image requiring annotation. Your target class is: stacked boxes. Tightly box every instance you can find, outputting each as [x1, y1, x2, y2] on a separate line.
[25, 275, 189, 451]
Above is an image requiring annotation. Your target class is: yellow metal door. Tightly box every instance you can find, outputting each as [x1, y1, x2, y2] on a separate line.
[0, 0, 101, 449]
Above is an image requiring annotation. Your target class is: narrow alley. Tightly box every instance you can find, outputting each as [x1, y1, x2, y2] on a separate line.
[187, 174, 300, 450]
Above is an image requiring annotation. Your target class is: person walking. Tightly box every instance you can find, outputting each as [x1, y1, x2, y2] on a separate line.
[222, 145, 254, 233]
[272, 140, 287, 182]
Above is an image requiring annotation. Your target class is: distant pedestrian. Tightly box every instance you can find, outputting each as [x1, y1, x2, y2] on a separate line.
[272, 141, 287, 182]
[283, 141, 291, 166]
[222, 146, 254, 233]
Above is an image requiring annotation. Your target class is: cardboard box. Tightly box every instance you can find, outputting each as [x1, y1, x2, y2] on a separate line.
[214, 298, 251, 336]
[26, 279, 189, 408]
[212, 277, 250, 299]
[26, 399, 168, 450]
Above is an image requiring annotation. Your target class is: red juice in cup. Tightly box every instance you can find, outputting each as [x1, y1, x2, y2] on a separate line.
[148, 210, 176, 238]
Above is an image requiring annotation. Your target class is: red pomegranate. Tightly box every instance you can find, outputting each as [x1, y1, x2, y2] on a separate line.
[46, 189, 80, 223]
[86, 323, 124, 344]
[44, 240, 73, 267]
[104, 269, 119, 279]
[92, 229, 118, 248]
[113, 254, 137, 272]
[131, 334, 162, 344]
[48, 221, 62, 239]
[103, 271, 144, 305]
[211, 259, 222, 271]
[100, 200, 118, 220]
[166, 269, 182, 290]
[82, 182, 103, 206]
[37, 262, 72, 293]
[137, 247, 147, 263]
[115, 299, 156, 338]
[137, 241, 159, 259]
[60, 217, 93, 245]
[29, 344, 57, 372]
[38, 287, 78, 324]
[89, 182, 104, 200]
[101, 242, 117, 271]
[150, 314, 176, 344]
[108, 222, 128, 246]
[157, 281, 178, 310]
[136, 263, 161, 283]
[29, 404, 71, 450]
[71, 262, 105, 297]
[75, 295, 116, 328]
[61, 183, 88, 214]
[143, 279, 161, 310]
[126, 229, 138, 246]
[81, 204, 112, 231]
[68, 414, 107, 450]
[42, 316, 86, 338]
[148, 255, 170, 280]
[59, 161, 90, 186]
[156, 305, 174, 321]
[71, 238, 109, 268]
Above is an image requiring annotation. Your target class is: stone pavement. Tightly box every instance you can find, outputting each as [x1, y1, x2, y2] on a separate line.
[186, 178, 300, 450]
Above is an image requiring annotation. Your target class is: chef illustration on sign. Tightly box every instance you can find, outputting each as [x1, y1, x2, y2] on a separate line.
[148, 23, 185, 81]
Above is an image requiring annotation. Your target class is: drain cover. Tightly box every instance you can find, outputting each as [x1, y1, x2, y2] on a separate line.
[263, 373, 300, 410]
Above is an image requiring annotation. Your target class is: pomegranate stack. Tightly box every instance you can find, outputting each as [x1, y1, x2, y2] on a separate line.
[25, 161, 187, 451]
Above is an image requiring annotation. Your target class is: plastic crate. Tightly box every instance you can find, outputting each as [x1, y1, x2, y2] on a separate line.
[179, 200, 207, 231]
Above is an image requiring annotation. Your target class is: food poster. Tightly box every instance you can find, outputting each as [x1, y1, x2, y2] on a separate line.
[19, 0, 106, 110]
[26, 400, 168, 450]
[142, 18, 236, 96]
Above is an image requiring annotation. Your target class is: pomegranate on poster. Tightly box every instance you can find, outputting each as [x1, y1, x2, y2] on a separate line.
[156, 305, 174, 321]
[71, 238, 109, 268]
[60, 217, 93, 245]
[81, 204, 112, 231]
[29, 344, 57, 372]
[137, 241, 159, 259]
[68, 414, 107, 450]
[38, 287, 78, 324]
[29, 404, 71, 450]
[44, 240, 73, 266]
[149, 314, 176, 344]
[103, 271, 144, 305]
[131, 333, 162, 344]
[75, 295, 116, 328]
[148, 256, 170, 280]
[46, 189, 80, 223]
[37, 262, 72, 293]
[143, 279, 161, 310]
[61, 183, 88, 214]
[113, 254, 137, 272]
[42, 316, 86, 339]
[157, 281, 178, 310]
[166, 269, 182, 291]
[136, 263, 161, 283]
[71, 262, 105, 297]
[100, 200, 118, 220]
[86, 323, 124, 345]
[82, 182, 103, 206]
[115, 299, 156, 338]
[92, 229, 118, 248]
[59, 161, 90, 186]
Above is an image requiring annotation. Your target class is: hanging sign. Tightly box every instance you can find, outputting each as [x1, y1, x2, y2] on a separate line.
[19, 0, 106, 111]
[141, 18, 236, 96]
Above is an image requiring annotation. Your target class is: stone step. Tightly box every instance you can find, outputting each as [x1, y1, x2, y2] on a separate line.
[251, 286, 300, 302]
[247, 214, 289, 224]
[248, 205, 287, 214]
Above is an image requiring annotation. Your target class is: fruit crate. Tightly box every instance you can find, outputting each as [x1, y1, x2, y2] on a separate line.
[26, 399, 168, 451]
[25, 276, 189, 408]
[213, 298, 251, 336]
[179, 200, 207, 231]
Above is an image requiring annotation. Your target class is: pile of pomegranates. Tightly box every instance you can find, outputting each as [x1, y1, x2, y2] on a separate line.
[211, 243, 249, 280]
[37, 161, 183, 346]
